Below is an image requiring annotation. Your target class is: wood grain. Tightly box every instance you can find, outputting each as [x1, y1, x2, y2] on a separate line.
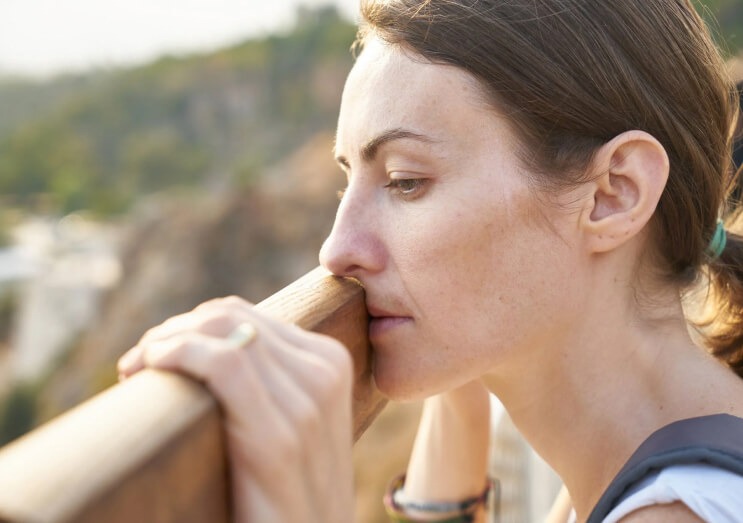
[0, 267, 386, 523]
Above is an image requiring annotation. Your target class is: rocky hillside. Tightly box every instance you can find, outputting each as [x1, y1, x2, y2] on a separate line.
[29, 132, 421, 523]
[32, 131, 340, 416]
[0, 3, 359, 443]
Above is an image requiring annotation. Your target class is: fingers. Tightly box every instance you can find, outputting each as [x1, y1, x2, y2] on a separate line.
[116, 294, 353, 430]
[115, 295, 356, 522]
[119, 295, 351, 380]
[226, 325, 352, 520]
[117, 298, 249, 379]
[117, 296, 254, 379]
[137, 297, 254, 346]
[117, 345, 144, 379]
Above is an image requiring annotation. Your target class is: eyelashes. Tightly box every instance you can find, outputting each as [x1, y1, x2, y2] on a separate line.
[337, 178, 428, 202]
[384, 178, 426, 197]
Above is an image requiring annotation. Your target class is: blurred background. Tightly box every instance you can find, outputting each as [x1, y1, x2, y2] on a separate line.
[0, 1, 740, 521]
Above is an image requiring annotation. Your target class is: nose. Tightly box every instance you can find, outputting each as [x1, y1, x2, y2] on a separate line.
[319, 188, 385, 278]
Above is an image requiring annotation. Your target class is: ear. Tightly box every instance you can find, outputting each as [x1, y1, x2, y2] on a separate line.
[581, 130, 669, 254]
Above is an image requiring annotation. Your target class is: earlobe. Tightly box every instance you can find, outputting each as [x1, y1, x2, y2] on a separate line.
[582, 131, 669, 254]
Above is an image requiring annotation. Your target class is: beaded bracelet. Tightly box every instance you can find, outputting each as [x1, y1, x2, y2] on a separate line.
[383, 473, 496, 523]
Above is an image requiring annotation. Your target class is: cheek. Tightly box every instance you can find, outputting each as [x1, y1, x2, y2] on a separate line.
[394, 191, 532, 303]
[397, 190, 566, 345]
[373, 194, 574, 399]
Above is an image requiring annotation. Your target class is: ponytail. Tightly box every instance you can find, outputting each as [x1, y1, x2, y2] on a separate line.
[705, 226, 743, 378]
[704, 87, 743, 378]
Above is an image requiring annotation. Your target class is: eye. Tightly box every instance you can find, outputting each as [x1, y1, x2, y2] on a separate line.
[384, 178, 427, 199]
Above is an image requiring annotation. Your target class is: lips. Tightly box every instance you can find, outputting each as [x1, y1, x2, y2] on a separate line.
[367, 304, 401, 319]
[367, 304, 413, 339]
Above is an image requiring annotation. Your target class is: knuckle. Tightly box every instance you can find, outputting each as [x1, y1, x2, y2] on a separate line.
[324, 338, 354, 377]
[197, 308, 238, 334]
[308, 333, 353, 370]
[335, 344, 354, 375]
[300, 337, 353, 399]
[192, 301, 214, 313]
[217, 295, 248, 307]
[140, 324, 162, 342]
[313, 361, 350, 401]
[294, 402, 322, 433]
[193, 295, 242, 312]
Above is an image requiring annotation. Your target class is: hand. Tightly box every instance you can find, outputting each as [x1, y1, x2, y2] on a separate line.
[117, 296, 355, 523]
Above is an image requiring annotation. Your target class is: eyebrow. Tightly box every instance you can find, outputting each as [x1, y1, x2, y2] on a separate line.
[335, 128, 437, 167]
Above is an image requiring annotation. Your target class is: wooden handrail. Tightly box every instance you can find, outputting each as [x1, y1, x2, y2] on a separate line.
[0, 267, 387, 523]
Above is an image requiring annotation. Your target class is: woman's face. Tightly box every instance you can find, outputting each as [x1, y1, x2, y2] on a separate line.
[320, 38, 584, 400]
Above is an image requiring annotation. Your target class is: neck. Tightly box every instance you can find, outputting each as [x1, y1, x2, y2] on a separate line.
[483, 270, 742, 520]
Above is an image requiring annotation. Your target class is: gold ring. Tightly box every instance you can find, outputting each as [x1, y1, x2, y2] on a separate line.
[227, 322, 257, 349]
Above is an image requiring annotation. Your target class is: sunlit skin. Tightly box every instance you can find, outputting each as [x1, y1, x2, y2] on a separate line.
[320, 37, 586, 400]
[116, 35, 743, 523]
[320, 37, 743, 520]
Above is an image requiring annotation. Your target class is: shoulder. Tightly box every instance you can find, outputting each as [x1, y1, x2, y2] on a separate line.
[616, 502, 703, 522]
[603, 464, 743, 523]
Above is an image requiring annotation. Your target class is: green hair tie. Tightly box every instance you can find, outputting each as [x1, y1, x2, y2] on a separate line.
[707, 220, 727, 259]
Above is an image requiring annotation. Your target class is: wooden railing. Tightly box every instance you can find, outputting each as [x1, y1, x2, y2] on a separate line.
[0, 267, 387, 523]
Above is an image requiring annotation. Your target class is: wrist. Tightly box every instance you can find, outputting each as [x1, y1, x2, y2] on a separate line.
[384, 473, 496, 523]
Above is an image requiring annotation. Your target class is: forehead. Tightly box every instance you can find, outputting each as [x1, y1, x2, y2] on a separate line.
[336, 38, 502, 151]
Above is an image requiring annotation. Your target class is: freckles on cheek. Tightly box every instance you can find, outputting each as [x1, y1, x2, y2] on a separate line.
[461, 225, 503, 294]
[430, 216, 499, 293]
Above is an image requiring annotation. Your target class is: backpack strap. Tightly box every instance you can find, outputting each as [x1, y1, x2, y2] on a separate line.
[587, 414, 743, 522]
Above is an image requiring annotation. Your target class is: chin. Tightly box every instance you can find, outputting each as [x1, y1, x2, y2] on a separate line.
[372, 360, 437, 402]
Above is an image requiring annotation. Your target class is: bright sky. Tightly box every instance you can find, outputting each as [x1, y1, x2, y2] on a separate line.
[0, 0, 360, 78]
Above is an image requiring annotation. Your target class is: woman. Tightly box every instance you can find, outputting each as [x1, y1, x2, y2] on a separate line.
[117, 1, 743, 521]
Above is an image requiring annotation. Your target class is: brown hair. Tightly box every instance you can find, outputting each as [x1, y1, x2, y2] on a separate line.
[356, 0, 743, 376]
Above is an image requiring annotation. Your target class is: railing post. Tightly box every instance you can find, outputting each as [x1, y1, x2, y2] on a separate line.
[0, 267, 386, 523]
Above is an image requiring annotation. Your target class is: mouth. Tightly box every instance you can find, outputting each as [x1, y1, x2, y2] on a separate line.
[366, 304, 413, 339]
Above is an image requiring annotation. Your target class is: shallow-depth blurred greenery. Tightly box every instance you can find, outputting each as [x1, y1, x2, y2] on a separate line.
[0, 4, 741, 521]
[0, 5, 359, 445]
[0, 0, 741, 438]
[0, 6, 355, 216]
[0, 2, 741, 218]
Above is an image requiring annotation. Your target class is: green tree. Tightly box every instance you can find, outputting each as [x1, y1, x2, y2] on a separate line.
[0, 5, 357, 216]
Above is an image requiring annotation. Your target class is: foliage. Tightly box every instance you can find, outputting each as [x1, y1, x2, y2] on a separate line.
[0, 3, 740, 216]
[0, 6, 356, 216]
[0, 74, 104, 139]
